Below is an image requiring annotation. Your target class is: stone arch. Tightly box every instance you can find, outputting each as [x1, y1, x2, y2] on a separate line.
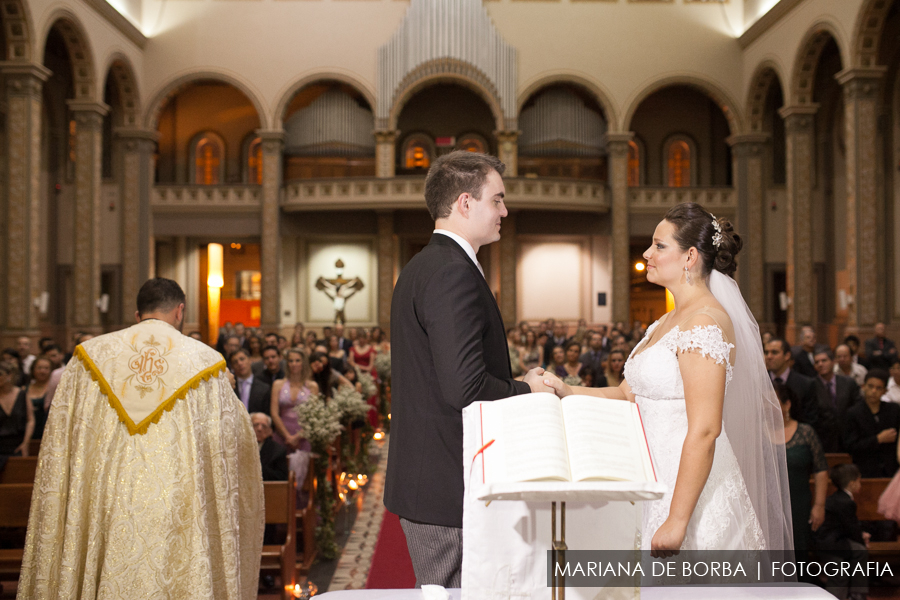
[853, 0, 894, 68]
[1, 0, 33, 60]
[517, 72, 620, 132]
[273, 71, 376, 129]
[387, 60, 506, 132]
[144, 70, 269, 130]
[746, 60, 787, 133]
[40, 11, 96, 100]
[790, 22, 847, 105]
[623, 75, 743, 136]
[102, 52, 140, 127]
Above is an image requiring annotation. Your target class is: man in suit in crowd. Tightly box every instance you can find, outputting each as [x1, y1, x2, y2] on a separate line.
[580, 333, 608, 387]
[865, 322, 898, 371]
[222, 335, 242, 363]
[251, 412, 288, 481]
[253, 344, 286, 386]
[791, 326, 821, 379]
[384, 151, 547, 588]
[334, 323, 353, 354]
[543, 323, 570, 367]
[844, 370, 900, 478]
[813, 349, 861, 452]
[766, 338, 819, 428]
[835, 344, 868, 387]
[231, 348, 272, 415]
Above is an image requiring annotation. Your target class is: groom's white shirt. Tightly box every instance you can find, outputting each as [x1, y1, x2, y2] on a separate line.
[433, 229, 484, 278]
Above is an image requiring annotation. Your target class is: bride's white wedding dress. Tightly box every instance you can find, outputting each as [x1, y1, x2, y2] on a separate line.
[625, 310, 766, 551]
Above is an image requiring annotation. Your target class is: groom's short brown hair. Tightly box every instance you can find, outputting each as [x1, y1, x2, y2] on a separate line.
[424, 151, 505, 221]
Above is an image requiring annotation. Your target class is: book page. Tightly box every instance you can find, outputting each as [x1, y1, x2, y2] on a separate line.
[479, 393, 571, 483]
[560, 395, 646, 482]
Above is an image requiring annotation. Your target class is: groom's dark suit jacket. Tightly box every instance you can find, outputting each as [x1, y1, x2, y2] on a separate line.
[384, 233, 530, 528]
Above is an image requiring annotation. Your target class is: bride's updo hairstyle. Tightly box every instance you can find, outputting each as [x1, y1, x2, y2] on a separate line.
[663, 202, 742, 277]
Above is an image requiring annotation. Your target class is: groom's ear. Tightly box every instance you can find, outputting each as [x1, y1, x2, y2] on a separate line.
[455, 192, 472, 217]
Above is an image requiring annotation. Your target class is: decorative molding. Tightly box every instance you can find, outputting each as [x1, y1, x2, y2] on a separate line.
[1, 0, 32, 60]
[628, 187, 737, 213]
[739, 0, 807, 50]
[152, 186, 262, 211]
[80, 0, 146, 49]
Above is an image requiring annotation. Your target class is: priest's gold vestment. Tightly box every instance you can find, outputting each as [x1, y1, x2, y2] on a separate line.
[17, 319, 264, 599]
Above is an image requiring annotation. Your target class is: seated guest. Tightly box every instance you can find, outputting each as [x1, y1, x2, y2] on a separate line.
[1, 349, 28, 387]
[548, 346, 566, 377]
[0, 361, 34, 457]
[230, 349, 272, 415]
[254, 345, 286, 386]
[21, 356, 52, 440]
[264, 332, 279, 349]
[844, 370, 900, 477]
[814, 349, 861, 452]
[245, 335, 264, 367]
[556, 341, 584, 379]
[507, 329, 525, 378]
[188, 331, 203, 342]
[604, 349, 626, 388]
[792, 326, 822, 378]
[251, 412, 288, 481]
[222, 335, 242, 363]
[327, 335, 348, 374]
[865, 323, 898, 371]
[884, 357, 900, 404]
[835, 344, 868, 388]
[765, 338, 819, 427]
[816, 464, 870, 600]
[543, 323, 569, 366]
[845, 335, 864, 365]
[580, 333, 609, 387]
[521, 330, 542, 371]
[17, 336, 35, 376]
[309, 352, 352, 399]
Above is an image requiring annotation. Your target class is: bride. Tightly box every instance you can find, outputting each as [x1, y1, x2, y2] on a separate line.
[545, 203, 792, 557]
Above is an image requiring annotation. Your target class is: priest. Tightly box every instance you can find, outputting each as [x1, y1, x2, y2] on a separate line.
[18, 278, 264, 599]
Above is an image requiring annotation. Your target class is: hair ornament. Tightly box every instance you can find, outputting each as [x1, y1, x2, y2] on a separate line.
[711, 215, 724, 249]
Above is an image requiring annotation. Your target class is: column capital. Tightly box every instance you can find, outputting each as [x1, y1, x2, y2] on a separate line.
[837, 67, 886, 102]
[67, 99, 109, 128]
[779, 105, 818, 134]
[493, 129, 519, 142]
[1, 62, 50, 97]
[726, 133, 770, 147]
[836, 66, 887, 86]
[778, 104, 819, 119]
[603, 131, 634, 145]
[374, 129, 400, 144]
[256, 129, 285, 154]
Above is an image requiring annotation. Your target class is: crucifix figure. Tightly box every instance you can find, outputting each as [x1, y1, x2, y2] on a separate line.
[315, 259, 365, 324]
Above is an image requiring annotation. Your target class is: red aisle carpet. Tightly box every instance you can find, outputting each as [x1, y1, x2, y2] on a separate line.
[365, 510, 416, 589]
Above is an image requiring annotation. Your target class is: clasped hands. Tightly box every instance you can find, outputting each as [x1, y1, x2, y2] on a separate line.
[522, 367, 572, 398]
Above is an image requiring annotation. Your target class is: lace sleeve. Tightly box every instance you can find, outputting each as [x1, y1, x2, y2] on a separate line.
[666, 325, 734, 368]
[798, 423, 828, 473]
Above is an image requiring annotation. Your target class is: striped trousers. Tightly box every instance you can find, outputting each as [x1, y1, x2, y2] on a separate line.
[399, 518, 463, 588]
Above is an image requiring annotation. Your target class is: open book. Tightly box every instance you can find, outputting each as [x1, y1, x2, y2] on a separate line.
[476, 392, 656, 485]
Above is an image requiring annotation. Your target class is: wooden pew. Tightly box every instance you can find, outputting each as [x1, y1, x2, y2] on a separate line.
[825, 453, 852, 469]
[0, 457, 38, 484]
[261, 471, 297, 599]
[296, 454, 317, 572]
[0, 484, 33, 581]
[28, 439, 41, 456]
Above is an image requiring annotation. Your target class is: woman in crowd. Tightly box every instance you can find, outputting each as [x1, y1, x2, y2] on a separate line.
[0, 361, 34, 456]
[327, 335, 348, 373]
[245, 335, 264, 367]
[521, 329, 542, 371]
[777, 379, 827, 568]
[371, 326, 391, 355]
[1, 349, 28, 387]
[271, 348, 318, 451]
[348, 328, 376, 375]
[20, 356, 52, 440]
[309, 352, 353, 399]
[507, 329, 525, 378]
[556, 341, 584, 379]
[548, 346, 566, 377]
[604, 349, 627, 387]
[290, 330, 304, 349]
[303, 331, 318, 355]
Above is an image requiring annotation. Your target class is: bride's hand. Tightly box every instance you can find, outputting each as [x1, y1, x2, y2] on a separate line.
[542, 372, 573, 398]
[650, 519, 686, 558]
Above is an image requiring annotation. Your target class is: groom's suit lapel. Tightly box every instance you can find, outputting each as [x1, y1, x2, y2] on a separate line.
[428, 234, 505, 325]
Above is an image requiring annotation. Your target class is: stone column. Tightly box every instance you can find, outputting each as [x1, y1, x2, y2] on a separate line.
[258, 129, 284, 330]
[115, 127, 157, 324]
[499, 210, 517, 327]
[495, 130, 519, 177]
[779, 105, 818, 339]
[837, 67, 886, 329]
[727, 133, 769, 321]
[1, 63, 49, 335]
[68, 100, 109, 332]
[374, 130, 398, 178]
[376, 211, 394, 331]
[605, 133, 633, 325]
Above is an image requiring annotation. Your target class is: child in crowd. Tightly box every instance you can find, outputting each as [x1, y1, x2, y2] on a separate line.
[815, 463, 870, 600]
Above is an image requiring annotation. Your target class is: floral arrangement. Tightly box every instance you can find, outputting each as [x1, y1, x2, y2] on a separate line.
[295, 393, 343, 453]
[373, 351, 391, 381]
[562, 375, 583, 387]
[357, 370, 379, 399]
[331, 385, 373, 423]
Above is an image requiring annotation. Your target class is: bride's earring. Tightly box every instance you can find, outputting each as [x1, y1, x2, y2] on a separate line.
[684, 265, 693, 285]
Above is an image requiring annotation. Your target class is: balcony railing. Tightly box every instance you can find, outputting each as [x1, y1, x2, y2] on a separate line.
[628, 187, 737, 213]
[151, 185, 261, 211]
[281, 176, 609, 212]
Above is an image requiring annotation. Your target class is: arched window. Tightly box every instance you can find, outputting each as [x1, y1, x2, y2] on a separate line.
[192, 132, 225, 185]
[627, 140, 640, 187]
[458, 134, 488, 154]
[666, 139, 692, 188]
[403, 135, 433, 169]
[246, 137, 263, 185]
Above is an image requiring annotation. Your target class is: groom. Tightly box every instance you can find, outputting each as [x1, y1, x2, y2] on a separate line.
[384, 151, 547, 587]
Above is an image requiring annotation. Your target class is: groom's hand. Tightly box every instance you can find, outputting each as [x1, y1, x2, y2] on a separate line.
[523, 368, 552, 393]
[541, 372, 573, 398]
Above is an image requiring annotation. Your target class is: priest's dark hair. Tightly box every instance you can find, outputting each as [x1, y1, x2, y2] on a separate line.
[137, 278, 186, 315]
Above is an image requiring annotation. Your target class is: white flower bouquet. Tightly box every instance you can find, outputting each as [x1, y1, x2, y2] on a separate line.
[373, 351, 391, 381]
[357, 370, 378, 399]
[295, 393, 343, 453]
[331, 384, 373, 422]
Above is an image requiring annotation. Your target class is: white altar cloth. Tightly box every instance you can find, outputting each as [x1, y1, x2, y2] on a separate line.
[318, 585, 836, 599]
